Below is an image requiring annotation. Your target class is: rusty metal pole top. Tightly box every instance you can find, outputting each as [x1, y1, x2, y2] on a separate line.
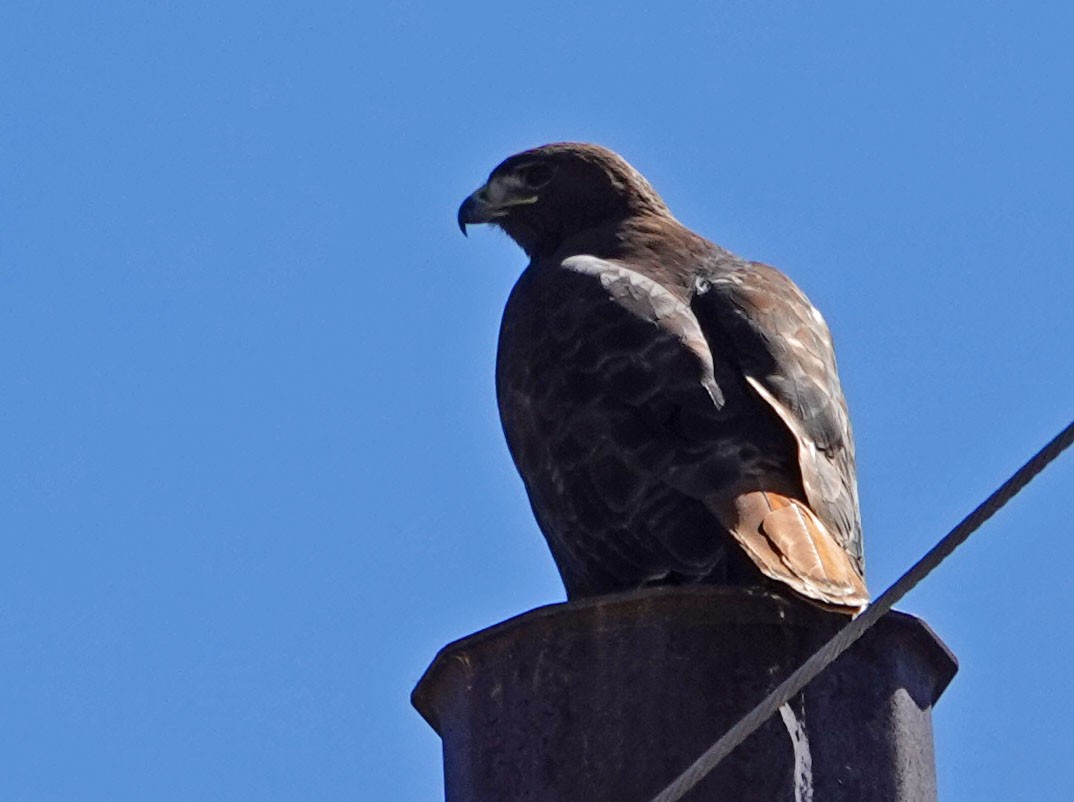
[413, 587, 957, 802]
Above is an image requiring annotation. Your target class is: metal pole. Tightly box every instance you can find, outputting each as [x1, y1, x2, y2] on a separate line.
[413, 586, 957, 802]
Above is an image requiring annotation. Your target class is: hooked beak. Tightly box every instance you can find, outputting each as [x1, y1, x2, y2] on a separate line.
[457, 189, 491, 236]
[457, 179, 539, 235]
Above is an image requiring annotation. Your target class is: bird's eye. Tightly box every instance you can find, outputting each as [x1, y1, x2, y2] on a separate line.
[518, 163, 555, 189]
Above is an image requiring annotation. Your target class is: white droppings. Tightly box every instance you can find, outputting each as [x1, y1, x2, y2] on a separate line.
[563, 256, 687, 324]
[779, 701, 814, 802]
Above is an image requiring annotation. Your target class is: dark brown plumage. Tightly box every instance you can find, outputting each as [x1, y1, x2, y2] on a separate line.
[458, 143, 868, 611]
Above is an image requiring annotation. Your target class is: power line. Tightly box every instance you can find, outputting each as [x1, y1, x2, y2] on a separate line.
[647, 416, 1074, 802]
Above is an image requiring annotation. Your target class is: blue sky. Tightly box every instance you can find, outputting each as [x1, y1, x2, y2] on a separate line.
[4, 2, 1074, 800]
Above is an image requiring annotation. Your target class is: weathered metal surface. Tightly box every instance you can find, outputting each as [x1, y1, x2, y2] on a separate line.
[413, 587, 957, 802]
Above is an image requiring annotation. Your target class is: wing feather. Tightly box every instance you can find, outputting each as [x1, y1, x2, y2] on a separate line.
[693, 262, 864, 573]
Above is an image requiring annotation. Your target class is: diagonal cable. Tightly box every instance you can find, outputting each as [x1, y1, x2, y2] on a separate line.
[647, 416, 1074, 802]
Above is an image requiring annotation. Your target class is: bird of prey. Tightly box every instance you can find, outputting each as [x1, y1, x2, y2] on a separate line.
[458, 143, 868, 612]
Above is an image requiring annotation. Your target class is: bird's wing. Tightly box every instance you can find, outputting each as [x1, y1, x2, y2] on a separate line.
[691, 262, 864, 569]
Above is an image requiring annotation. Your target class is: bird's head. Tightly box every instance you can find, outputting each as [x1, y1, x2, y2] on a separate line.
[457, 143, 671, 258]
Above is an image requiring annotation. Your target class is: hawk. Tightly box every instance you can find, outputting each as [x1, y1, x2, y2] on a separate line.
[458, 143, 868, 612]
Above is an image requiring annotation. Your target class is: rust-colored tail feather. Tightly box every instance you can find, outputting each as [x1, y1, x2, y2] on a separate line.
[708, 490, 868, 612]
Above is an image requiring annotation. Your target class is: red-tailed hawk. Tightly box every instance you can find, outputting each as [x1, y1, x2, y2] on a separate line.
[458, 143, 868, 612]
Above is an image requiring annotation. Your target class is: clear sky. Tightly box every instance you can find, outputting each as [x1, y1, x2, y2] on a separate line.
[4, 2, 1074, 800]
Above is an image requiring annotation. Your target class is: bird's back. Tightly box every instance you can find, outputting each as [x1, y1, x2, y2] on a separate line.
[496, 253, 829, 598]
